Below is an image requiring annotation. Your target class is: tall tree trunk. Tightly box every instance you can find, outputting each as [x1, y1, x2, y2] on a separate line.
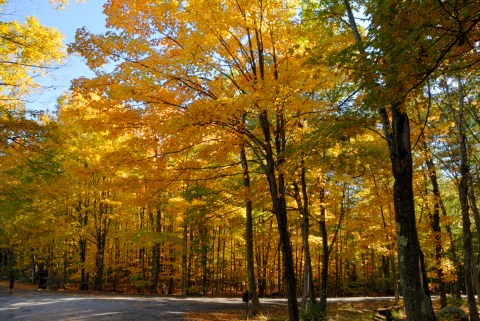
[240, 144, 261, 315]
[272, 174, 298, 321]
[371, 170, 396, 296]
[188, 226, 193, 294]
[455, 76, 479, 321]
[467, 182, 480, 304]
[257, 218, 272, 297]
[318, 184, 329, 313]
[93, 230, 106, 291]
[426, 149, 462, 298]
[79, 236, 88, 291]
[182, 223, 188, 295]
[259, 109, 299, 321]
[200, 225, 208, 296]
[76, 201, 89, 291]
[318, 183, 345, 313]
[150, 208, 161, 294]
[343, 2, 436, 319]
[93, 215, 108, 292]
[301, 167, 316, 307]
[93, 199, 110, 292]
[385, 102, 435, 320]
[63, 251, 68, 286]
[423, 144, 448, 308]
[249, 16, 298, 315]
[293, 165, 316, 309]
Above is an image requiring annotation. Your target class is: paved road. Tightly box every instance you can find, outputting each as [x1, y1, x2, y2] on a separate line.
[0, 288, 282, 321]
[0, 286, 396, 321]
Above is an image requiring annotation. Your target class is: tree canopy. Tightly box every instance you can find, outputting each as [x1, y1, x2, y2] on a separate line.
[1, 1, 480, 321]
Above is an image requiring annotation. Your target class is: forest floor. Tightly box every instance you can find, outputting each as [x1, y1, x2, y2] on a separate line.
[0, 282, 434, 320]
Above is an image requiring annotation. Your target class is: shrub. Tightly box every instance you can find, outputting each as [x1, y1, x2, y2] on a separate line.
[436, 306, 468, 321]
[447, 295, 465, 307]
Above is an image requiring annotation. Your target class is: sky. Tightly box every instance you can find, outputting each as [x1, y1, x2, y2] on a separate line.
[4, 0, 108, 111]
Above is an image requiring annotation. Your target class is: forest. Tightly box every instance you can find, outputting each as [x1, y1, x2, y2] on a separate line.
[1, 0, 480, 320]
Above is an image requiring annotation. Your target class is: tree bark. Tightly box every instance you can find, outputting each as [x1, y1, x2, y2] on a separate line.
[200, 225, 208, 295]
[150, 208, 161, 294]
[455, 76, 479, 321]
[343, 2, 436, 319]
[318, 185, 329, 313]
[240, 144, 261, 315]
[293, 165, 316, 309]
[371, 170, 396, 296]
[93, 230, 106, 291]
[467, 181, 480, 304]
[425, 147, 461, 298]
[79, 236, 88, 291]
[259, 109, 299, 321]
[75, 201, 89, 291]
[93, 197, 110, 292]
[182, 223, 188, 295]
[385, 103, 435, 321]
[423, 144, 448, 308]
[318, 182, 345, 313]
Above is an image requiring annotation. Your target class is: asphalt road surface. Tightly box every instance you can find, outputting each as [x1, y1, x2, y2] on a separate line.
[0, 285, 397, 321]
[0, 287, 280, 321]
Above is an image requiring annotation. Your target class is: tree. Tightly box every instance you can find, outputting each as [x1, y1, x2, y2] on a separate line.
[0, 2, 65, 109]
[292, 165, 316, 309]
[54, 94, 147, 291]
[240, 143, 261, 315]
[431, 75, 480, 320]
[337, 0, 480, 319]
[70, 1, 353, 319]
[0, 1, 66, 287]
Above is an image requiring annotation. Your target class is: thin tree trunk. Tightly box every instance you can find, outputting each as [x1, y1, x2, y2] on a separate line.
[276, 243, 282, 295]
[456, 76, 479, 321]
[423, 144, 448, 308]
[94, 229, 106, 291]
[318, 182, 346, 313]
[318, 184, 329, 312]
[200, 225, 208, 296]
[467, 182, 480, 304]
[301, 167, 316, 307]
[76, 201, 89, 291]
[150, 208, 161, 294]
[222, 231, 226, 295]
[93, 197, 110, 292]
[215, 226, 221, 294]
[182, 223, 188, 295]
[371, 170, 395, 296]
[432, 159, 462, 298]
[93, 222, 108, 291]
[293, 165, 316, 309]
[259, 109, 298, 321]
[79, 236, 88, 291]
[240, 144, 261, 315]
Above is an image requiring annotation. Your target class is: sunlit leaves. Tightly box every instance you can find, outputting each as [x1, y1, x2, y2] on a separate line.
[0, 14, 65, 108]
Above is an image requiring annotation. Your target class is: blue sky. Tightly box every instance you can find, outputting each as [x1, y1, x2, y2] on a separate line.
[4, 0, 108, 111]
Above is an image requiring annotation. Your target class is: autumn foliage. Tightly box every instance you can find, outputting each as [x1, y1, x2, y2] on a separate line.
[1, 0, 480, 320]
